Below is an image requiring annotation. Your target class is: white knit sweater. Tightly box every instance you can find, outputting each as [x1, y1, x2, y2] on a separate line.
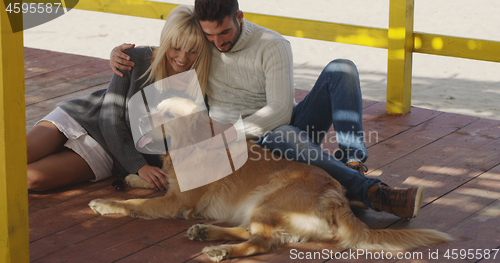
[207, 19, 294, 139]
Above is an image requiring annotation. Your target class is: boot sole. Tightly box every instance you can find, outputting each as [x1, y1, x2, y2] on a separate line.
[409, 186, 425, 220]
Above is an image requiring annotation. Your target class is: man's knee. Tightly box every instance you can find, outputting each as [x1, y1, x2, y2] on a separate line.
[327, 59, 356, 69]
[324, 59, 359, 78]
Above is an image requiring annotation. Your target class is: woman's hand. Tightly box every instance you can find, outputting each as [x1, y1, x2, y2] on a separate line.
[110, 43, 136, 77]
[137, 164, 169, 190]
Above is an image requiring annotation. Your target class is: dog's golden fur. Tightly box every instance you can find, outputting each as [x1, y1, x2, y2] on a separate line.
[89, 97, 451, 262]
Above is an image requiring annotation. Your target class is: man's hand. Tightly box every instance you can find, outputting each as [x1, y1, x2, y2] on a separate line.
[137, 164, 168, 190]
[110, 43, 136, 77]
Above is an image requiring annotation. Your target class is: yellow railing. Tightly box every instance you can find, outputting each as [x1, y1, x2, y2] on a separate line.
[1, 1, 29, 262]
[1, 0, 499, 260]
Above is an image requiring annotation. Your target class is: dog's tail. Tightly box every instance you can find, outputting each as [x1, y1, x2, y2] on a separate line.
[333, 202, 452, 250]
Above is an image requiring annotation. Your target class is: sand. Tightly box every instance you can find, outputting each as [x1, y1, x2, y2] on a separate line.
[23, 0, 500, 119]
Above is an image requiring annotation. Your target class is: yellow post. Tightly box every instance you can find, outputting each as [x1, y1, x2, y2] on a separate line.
[386, 0, 414, 115]
[0, 1, 29, 262]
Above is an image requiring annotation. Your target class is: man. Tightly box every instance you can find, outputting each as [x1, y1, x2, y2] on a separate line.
[110, 0, 424, 219]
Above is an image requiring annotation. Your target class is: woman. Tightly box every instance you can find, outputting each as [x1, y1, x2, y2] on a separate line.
[27, 5, 210, 191]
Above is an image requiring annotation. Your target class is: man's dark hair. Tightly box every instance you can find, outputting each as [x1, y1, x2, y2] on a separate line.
[194, 0, 239, 25]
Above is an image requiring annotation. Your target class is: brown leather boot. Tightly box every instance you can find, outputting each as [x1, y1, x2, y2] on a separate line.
[367, 184, 424, 219]
[346, 161, 369, 175]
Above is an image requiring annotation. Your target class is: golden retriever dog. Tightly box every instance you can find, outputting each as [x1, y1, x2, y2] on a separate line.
[89, 97, 451, 262]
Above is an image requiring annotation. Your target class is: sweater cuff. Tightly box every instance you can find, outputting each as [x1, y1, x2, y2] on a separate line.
[120, 157, 148, 175]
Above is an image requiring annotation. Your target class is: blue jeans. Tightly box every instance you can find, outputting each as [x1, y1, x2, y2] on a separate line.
[258, 59, 381, 209]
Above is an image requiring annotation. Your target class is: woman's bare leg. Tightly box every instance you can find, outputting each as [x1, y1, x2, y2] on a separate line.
[28, 148, 95, 191]
[27, 121, 95, 191]
[27, 121, 67, 163]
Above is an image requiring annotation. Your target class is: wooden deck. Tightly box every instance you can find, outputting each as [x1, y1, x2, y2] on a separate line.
[26, 47, 500, 262]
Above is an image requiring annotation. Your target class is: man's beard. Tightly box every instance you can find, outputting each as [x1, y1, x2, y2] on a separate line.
[216, 21, 242, 53]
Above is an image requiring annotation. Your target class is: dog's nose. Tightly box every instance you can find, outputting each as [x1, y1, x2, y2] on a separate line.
[139, 116, 152, 132]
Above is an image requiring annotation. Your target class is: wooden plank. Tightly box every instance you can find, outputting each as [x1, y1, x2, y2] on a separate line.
[25, 70, 112, 105]
[185, 241, 341, 263]
[29, 186, 158, 242]
[115, 228, 215, 263]
[238, 242, 341, 263]
[25, 58, 111, 93]
[28, 178, 112, 214]
[30, 190, 167, 261]
[363, 106, 442, 147]
[348, 164, 500, 262]
[386, 0, 414, 115]
[358, 119, 500, 229]
[411, 138, 500, 200]
[30, 214, 135, 261]
[378, 122, 500, 193]
[321, 105, 441, 153]
[400, 165, 500, 262]
[35, 217, 203, 262]
[23, 47, 51, 58]
[0, 2, 29, 262]
[424, 200, 500, 262]
[25, 82, 108, 131]
[124, 232, 339, 263]
[361, 102, 389, 121]
[24, 50, 95, 78]
[400, 165, 500, 232]
[365, 113, 479, 172]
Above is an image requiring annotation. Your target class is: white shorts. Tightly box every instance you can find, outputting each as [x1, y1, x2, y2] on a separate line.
[37, 107, 113, 182]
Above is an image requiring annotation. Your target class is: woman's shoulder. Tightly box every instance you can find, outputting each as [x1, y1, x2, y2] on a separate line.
[122, 46, 157, 75]
[123, 46, 155, 62]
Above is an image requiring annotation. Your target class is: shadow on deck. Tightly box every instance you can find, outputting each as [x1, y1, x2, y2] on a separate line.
[26, 48, 500, 262]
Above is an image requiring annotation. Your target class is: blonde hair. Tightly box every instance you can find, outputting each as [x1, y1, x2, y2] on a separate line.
[143, 5, 210, 96]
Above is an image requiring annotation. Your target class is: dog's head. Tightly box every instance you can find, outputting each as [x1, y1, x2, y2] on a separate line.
[136, 97, 249, 192]
[137, 97, 212, 151]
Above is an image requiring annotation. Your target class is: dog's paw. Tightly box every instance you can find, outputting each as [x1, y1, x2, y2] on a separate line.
[188, 224, 208, 241]
[88, 199, 120, 215]
[202, 246, 230, 262]
[124, 174, 154, 189]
